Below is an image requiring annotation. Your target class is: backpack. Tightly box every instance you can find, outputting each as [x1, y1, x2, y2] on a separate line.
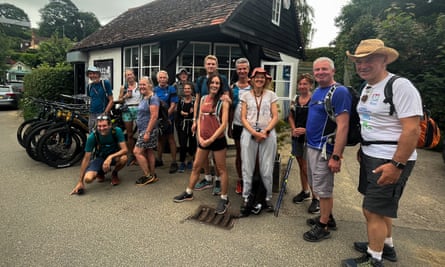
[383, 76, 441, 149]
[148, 96, 170, 136]
[324, 84, 361, 146]
[87, 80, 109, 97]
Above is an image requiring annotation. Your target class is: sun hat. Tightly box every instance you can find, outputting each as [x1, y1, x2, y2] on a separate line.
[346, 39, 399, 64]
[86, 66, 100, 75]
[176, 68, 190, 78]
[250, 67, 272, 80]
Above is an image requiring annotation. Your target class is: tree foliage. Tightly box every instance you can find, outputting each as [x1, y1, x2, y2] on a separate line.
[332, 0, 445, 133]
[0, 3, 31, 46]
[295, 0, 315, 49]
[38, 0, 100, 40]
[37, 34, 73, 67]
[22, 64, 74, 119]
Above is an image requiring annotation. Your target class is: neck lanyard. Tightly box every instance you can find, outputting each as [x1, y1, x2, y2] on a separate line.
[253, 91, 263, 127]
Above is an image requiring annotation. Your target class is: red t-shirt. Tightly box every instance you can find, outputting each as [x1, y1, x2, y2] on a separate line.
[199, 96, 223, 140]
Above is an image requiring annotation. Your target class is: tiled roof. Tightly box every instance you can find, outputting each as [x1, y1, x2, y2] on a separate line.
[73, 0, 243, 50]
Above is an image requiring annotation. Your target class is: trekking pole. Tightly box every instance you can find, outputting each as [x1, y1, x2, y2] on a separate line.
[274, 155, 294, 217]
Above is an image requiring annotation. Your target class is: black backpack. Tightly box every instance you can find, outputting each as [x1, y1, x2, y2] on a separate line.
[148, 96, 170, 135]
[324, 84, 361, 146]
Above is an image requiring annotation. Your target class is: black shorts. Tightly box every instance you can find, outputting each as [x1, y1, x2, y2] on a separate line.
[231, 124, 243, 140]
[198, 137, 227, 151]
[359, 151, 415, 218]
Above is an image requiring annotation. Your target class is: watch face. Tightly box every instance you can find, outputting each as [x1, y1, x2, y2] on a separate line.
[332, 155, 340, 161]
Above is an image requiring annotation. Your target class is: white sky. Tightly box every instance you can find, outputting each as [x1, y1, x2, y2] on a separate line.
[7, 0, 349, 48]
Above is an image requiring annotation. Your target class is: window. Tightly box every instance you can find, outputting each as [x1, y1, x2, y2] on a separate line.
[177, 42, 241, 83]
[123, 46, 139, 79]
[272, 0, 282, 26]
[123, 44, 160, 82]
[141, 43, 160, 81]
[263, 62, 295, 119]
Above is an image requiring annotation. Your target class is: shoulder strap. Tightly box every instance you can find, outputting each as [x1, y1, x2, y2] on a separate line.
[324, 84, 337, 122]
[383, 75, 401, 116]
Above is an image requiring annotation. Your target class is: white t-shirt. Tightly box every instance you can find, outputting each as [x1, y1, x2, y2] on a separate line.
[357, 74, 423, 160]
[125, 83, 141, 106]
[240, 89, 278, 130]
[233, 84, 251, 126]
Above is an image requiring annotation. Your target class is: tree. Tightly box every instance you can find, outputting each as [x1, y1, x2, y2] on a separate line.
[38, 0, 100, 41]
[0, 4, 31, 45]
[333, 0, 445, 143]
[37, 34, 73, 67]
[295, 0, 315, 48]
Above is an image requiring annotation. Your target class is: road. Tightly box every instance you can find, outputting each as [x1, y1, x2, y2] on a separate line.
[1, 109, 444, 267]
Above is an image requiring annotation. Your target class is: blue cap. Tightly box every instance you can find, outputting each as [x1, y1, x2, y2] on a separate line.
[87, 66, 100, 75]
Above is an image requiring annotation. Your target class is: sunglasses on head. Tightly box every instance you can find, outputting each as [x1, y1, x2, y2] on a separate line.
[97, 115, 110, 121]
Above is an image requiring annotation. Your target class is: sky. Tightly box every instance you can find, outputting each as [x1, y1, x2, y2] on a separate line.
[7, 0, 349, 48]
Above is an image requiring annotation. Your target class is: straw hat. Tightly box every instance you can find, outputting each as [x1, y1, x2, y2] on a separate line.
[346, 39, 399, 64]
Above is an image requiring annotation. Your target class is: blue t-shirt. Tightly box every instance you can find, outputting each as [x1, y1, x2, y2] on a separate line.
[154, 85, 178, 120]
[136, 95, 160, 132]
[85, 126, 125, 158]
[87, 80, 113, 113]
[195, 74, 229, 96]
[306, 84, 351, 153]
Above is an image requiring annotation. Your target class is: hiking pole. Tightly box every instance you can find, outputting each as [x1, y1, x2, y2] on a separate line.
[274, 155, 294, 217]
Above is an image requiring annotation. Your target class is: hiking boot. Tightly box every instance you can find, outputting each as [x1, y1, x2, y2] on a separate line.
[264, 200, 274, 213]
[212, 180, 221, 195]
[96, 173, 105, 183]
[341, 253, 384, 267]
[111, 172, 120, 186]
[354, 242, 397, 262]
[127, 154, 136, 166]
[239, 201, 251, 217]
[155, 159, 164, 167]
[169, 162, 178, 173]
[303, 223, 331, 242]
[235, 179, 243, 194]
[306, 215, 337, 230]
[173, 191, 193, 203]
[135, 174, 158, 185]
[186, 161, 193, 170]
[194, 178, 213, 191]
[308, 198, 320, 214]
[215, 197, 230, 214]
[292, 191, 311, 204]
[178, 162, 186, 173]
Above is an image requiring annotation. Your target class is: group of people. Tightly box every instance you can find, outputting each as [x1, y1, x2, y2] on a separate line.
[70, 39, 422, 267]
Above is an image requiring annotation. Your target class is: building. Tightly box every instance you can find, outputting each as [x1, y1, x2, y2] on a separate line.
[67, 0, 305, 116]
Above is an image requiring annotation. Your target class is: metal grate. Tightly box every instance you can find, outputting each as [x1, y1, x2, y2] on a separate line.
[187, 205, 238, 230]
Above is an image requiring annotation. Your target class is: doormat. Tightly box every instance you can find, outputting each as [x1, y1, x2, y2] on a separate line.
[187, 205, 238, 230]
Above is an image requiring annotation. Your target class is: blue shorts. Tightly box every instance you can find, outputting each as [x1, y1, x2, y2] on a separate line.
[122, 106, 138, 122]
[86, 157, 117, 174]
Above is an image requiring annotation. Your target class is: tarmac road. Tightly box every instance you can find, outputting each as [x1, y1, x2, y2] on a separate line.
[1, 109, 444, 267]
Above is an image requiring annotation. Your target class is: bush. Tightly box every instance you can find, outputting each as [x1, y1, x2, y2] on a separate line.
[22, 64, 74, 119]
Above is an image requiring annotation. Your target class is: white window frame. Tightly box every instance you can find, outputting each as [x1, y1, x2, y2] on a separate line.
[272, 0, 282, 26]
[141, 43, 161, 80]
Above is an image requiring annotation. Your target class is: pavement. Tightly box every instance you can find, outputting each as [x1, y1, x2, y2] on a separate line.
[1, 109, 444, 267]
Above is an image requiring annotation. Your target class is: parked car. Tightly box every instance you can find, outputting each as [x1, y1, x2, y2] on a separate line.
[0, 84, 22, 109]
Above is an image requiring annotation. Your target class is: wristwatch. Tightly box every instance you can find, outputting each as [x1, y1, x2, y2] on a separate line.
[390, 160, 405, 170]
[331, 154, 341, 161]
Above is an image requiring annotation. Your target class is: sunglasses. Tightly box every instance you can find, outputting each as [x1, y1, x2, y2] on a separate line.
[361, 86, 372, 102]
[97, 115, 111, 121]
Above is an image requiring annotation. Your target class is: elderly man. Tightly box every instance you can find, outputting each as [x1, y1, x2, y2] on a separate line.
[341, 39, 422, 267]
[86, 66, 114, 131]
[70, 115, 128, 195]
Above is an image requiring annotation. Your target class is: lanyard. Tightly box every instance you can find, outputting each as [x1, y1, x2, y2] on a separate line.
[254, 91, 263, 128]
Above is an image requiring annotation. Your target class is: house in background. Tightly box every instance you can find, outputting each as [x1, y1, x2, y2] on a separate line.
[67, 0, 305, 117]
[5, 60, 32, 90]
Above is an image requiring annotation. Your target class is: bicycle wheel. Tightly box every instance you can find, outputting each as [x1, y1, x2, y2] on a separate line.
[24, 121, 64, 162]
[38, 127, 86, 168]
[17, 118, 42, 148]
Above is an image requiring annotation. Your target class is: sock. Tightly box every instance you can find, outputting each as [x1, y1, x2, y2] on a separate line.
[186, 188, 193, 194]
[215, 176, 221, 181]
[220, 194, 228, 200]
[367, 247, 383, 261]
[384, 237, 394, 247]
[204, 174, 212, 181]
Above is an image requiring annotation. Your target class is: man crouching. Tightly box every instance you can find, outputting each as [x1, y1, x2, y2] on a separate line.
[70, 115, 128, 195]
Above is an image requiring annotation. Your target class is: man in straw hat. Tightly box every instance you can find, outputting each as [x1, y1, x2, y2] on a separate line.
[341, 39, 422, 267]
